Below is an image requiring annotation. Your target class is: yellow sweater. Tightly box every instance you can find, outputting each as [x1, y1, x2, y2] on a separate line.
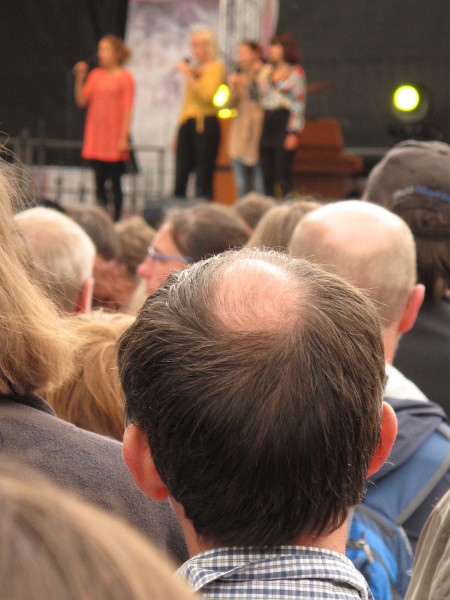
[179, 61, 226, 131]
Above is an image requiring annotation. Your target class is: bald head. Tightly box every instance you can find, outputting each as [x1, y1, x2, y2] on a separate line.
[214, 257, 308, 333]
[15, 207, 95, 313]
[289, 201, 417, 326]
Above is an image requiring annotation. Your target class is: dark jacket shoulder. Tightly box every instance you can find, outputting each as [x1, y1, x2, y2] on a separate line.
[0, 393, 188, 564]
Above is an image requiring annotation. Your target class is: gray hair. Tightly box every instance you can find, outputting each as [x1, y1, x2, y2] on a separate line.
[15, 207, 95, 313]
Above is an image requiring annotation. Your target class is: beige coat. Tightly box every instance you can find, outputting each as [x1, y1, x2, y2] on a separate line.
[228, 75, 263, 166]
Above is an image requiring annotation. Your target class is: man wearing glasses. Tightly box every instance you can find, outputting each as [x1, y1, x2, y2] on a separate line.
[138, 204, 249, 296]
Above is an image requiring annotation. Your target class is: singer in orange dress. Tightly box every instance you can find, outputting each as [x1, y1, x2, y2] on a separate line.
[174, 29, 225, 200]
[74, 35, 134, 221]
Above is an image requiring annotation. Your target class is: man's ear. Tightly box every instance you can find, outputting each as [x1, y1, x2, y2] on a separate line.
[123, 424, 169, 501]
[397, 284, 425, 335]
[367, 401, 398, 477]
[74, 277, 93, 313]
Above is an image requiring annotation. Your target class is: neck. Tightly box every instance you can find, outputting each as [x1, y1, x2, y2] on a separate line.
[383, 325, 399, 365]
[171, 497, 348, 558]
[104, 64, 121, 73]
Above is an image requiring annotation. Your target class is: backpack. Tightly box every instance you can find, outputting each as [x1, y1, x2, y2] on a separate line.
[365, 422, 450, 529]
[346, 504, 413, 600]
[346, 420, 450, 600]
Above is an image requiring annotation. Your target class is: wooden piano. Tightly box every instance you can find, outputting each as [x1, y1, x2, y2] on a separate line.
[293, 118, 363, 200]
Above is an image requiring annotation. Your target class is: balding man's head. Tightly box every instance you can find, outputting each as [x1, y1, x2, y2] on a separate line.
[15, 207, 95, 313]
[289, 201, 417, 327]
[119, 248, 387, 548]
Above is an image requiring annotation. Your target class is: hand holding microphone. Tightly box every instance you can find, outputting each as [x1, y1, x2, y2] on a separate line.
[73, 61, 88, 81]
[175, 57, 192, 75]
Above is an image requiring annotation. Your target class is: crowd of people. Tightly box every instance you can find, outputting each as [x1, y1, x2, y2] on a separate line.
[74, 30, 306, 218]
[1, 25, 449, 600]
[1, 134, 449, 600]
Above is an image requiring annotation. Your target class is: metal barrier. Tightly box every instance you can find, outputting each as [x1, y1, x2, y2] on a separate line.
[1, 133, 168, 210]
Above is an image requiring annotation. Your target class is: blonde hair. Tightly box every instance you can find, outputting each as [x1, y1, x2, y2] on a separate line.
[0, 461, 195, 600]
[0, 162, 76, 395]
[191, 28, 218, 60]
[45, 311, 135, 440]
[15, 207, 95, 313]
[246, 200, 322, 252]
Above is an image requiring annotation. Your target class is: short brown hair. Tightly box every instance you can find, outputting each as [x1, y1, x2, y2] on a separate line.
[246, 200, 321, 252]
[67, 205, 121, 261]
[390, 197, 449, 302]
[119, 249, 385, 547]
[234, 193, 277, 230]
[115, 215, 155, 278]
[167, 203, 249, 262]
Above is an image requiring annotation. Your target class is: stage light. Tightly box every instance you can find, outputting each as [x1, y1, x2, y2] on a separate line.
[393, 85, 420, 112]
[389, 83, 439, 141]
[213, 84, 230, 108]
[391, 83, 429, 123]
[217, 108, 237, 120]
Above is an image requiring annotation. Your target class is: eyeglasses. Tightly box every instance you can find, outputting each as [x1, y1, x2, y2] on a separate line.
[147, 246, 193, 263]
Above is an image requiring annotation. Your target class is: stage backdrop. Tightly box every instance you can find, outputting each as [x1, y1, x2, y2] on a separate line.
[278, 0, 450, 147]
[0, 1, 448, 171]
[125, 0, 219, 194]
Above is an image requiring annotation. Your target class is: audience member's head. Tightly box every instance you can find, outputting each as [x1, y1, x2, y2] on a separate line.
[120, 249, 396, 551]
[234, 192, 277, 231]
[67, 204, 120, 261]
[363, 140, 450, 303]
[289, 200, 424, 360]
[15, 206, 95, 314]
[0, 164, 75, 395]
[246, 200, 321, 252]
[67, 205, 135, 311]
[45, 311, 134, 441]
[0, 461, 194, 600]
[138, 203, 249, 295]
[115, 215, 156, 279]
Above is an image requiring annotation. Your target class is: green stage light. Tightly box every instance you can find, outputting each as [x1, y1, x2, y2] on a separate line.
[213, 84, 230, 108]
[391, 83, 429, 125]
[393, 85, 420, 112]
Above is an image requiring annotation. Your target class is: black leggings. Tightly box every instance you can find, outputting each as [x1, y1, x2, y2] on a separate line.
[174, 116, 220, 200]
[91, 160, 125, 221]
[259, 109, 294, 199]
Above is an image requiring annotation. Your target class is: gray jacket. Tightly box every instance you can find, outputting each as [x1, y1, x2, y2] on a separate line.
[0, 392, 188, 564]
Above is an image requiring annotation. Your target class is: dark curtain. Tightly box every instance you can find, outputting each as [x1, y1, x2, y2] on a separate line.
[0, 0, 129, 160]
[277, 1, 450, 147]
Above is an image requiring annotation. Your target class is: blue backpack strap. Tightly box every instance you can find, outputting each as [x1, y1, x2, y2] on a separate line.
[347, 504, 413, 600]
[365, 423, 450, 525]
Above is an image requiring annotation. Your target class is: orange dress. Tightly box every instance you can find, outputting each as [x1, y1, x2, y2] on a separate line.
[81, 68, 134, 162]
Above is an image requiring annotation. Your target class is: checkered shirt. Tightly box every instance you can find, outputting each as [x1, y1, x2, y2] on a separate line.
[178, 546, 374, 599]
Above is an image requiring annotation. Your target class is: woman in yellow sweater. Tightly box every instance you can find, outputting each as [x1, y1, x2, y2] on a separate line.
[174, 29, 225, 200]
